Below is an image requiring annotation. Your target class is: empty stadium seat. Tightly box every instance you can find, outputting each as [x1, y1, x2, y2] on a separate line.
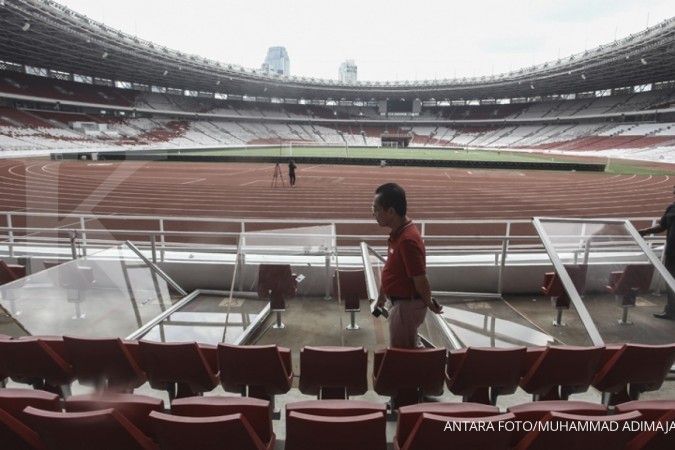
[0, 260, 25, 285]
[373, 348, 446, 408]
[138, 341, 218, 399]
[217, 344, 292, 409]
[332, 269, 368, 330]
[285, 399, 386, 419]
[507, 400, 608, 444]
[63, 336, 146, 392]
[0, 389, 60, 423]
[446, 347, 526, 404]
[24, 407, 157, 450]
[150, 411, 269, 450]
[625, 409, 675, 450]
[0, 408, 46, 450]
[615, 399, 675, 422]
[0, 337, 74, 397]
[606, 264, 654, 324]
[257, 264, 297, 329]
[397, 412, 514, 450]
[395, 402, 500, 449]
[520, 345, 605, 400]
[299, 346, 367, 399]
[65, 393, 164, 439]
[592, 343, 675, 405]
[514, 410, 641, 450]
[541, 265, 587, 326]
[171, 396, 274, 449]
[285, 410, 386, 450]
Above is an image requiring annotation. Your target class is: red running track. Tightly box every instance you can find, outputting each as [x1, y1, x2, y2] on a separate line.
[0, 158, 672, 220]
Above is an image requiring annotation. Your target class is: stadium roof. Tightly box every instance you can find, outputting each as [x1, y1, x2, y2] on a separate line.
[1, 0, 674, 101]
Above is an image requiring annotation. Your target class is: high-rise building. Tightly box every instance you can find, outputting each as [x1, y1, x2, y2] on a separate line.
[339, 59, 357, 83]
[261, 46, 290, 76]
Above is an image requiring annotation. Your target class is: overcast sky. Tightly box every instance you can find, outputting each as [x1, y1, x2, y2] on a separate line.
[55, 0, 673, 82]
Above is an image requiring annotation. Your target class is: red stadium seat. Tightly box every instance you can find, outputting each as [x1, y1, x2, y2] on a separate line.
[541, 265, 587, 326]
[395, 402, 500, 449]
[373, 348, 446, 408]
[397, 412, 514, 450]
[150, 411, 268, 450]
[217, 344, 292, 409]
[332, 270, 368, 330]
[65, 393, 164, 439]
[514, 410, 641, 450]
[0, 408, 46, 450]
[446, 347, 526, 404]
[0, 389, 60, 423]
[285, 399, 386, 419]
[606, 264, 654, 324]
[0, 337, 74, 397]
[138, 341, 218, 399]
[507, 400, 608, 444]
[0, 260, 25, 285]
[171, 396, 273, 448]
[24, 407, 157, 450]
[256, 264, 297, 329]
[625, 409, 675, 450]
[592, 343, 675, 405]
[62, 336, 146, 392]
[286, 410, 386, 450]
[519, 345, 605, 400]
[299, 346, 367, 399]
[615, 399, 675, 422]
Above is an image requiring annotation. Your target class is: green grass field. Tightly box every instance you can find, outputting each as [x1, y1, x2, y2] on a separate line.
[178, 146, 675, 175]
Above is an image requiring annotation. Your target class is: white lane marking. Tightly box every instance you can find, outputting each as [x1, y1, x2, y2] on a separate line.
[239, 180, 261, 187]
[467, 170, 473, 175]
[181, 178, 206, 185]
[445, 172, 452, 180]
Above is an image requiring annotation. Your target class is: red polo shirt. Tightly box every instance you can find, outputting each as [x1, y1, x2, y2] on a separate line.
[381, 220, 426, 298]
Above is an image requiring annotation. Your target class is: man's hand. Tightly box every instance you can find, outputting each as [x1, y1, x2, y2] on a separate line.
[428, 298, 443, 314]
[376, 291, 386, 308]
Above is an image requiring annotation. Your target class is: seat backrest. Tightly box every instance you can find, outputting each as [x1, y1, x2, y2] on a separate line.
[544, 265, 587, 297]
[0, 389, 60, 423]
[217, 344, 292, 395]
[285, 411, 386, 450]
[257, 264, 296, 299]
[373, 348, 446, 397]
[520, 346, 605, 396]
[613, 264, 654, 295]
[333, 270, 367, 310]
[592, 343, 675, 393]
[0, 260, 19, 284]
[138, 341, 217, 394]
[615, 399, 675, 422]
[625, 409, 675, 450]
[286, 400, 386, 420]
[447, 347, 526, 397]
[24, 407, 157, 450]
[171, 396, 273, 446]
[150, 411, 265, 450]
[63, 336, 145, 391]
[0, 408, 46, 450]
[65, 393, 164, 439]
[402, 412, 513, 450]
[396, 402, 500, 448]
[299, 346, 367, 396]
[0, 338, 74, 386]
[516, 410, 641, 450]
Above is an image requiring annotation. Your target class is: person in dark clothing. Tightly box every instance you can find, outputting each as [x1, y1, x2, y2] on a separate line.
[639, 185, 675, 320]
[288, 160, 297, 187]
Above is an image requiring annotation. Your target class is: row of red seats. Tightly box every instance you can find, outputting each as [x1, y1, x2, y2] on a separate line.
[0, 388, 673, 450]
[1, 336, 674, 409]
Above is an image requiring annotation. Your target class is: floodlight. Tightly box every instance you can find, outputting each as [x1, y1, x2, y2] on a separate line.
[22, 22, 30, 31]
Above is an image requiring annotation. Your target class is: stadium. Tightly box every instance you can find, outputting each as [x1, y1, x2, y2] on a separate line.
[0, 0, 674, 448]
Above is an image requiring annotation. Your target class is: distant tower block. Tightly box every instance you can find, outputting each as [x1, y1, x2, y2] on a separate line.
[339, 59, 357, 83]
[262, 47, 290, 76]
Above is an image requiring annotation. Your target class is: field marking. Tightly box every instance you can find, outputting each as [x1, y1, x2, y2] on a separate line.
[181, 178, 206, 185]
[239, 180, 262, 187]
[445, 172, 452, 181]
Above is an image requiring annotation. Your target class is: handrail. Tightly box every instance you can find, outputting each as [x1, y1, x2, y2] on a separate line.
[124, 241, 188, 296]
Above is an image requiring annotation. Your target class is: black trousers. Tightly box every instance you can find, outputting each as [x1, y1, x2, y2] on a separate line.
[289, 174, 296, 186]
[666, 261, 675, 315]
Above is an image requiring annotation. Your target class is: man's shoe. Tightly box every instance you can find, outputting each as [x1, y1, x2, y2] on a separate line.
[653, 312, 675, 320]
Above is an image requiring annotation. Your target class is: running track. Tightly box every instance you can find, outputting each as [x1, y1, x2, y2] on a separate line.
[0, 158, 672, 221]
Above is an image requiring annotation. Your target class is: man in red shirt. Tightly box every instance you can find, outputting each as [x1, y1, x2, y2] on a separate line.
[373, 183, 443, 348]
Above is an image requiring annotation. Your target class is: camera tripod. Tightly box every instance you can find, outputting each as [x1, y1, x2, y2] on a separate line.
[271, 163, 286, 188]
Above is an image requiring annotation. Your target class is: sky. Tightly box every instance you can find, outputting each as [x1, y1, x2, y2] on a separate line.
[55, 0, 673, 82]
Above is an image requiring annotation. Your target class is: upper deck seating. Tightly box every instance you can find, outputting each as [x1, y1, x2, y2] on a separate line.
[519, 346, 605, 400]
[24, 407, 157, 450]
[62, 337, 146, 392]
[446, 347, 526, 405]
[138, 341, 218, 399]
[373, 348, 446, 408]
[299, 346, 368, 399]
